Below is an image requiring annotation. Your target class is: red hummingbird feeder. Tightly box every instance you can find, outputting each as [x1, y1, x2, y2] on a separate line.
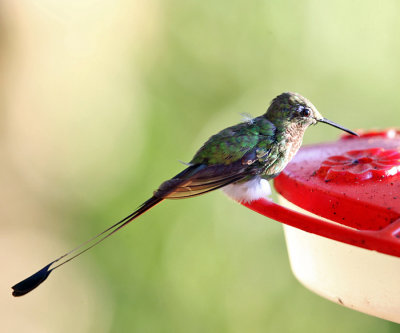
[241, 129, 400, 323]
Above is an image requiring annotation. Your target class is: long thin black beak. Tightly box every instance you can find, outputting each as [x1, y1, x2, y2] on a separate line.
[318, 118, 359, 136]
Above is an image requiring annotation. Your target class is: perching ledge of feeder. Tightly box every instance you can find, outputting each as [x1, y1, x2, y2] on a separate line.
[241, 129, 400, 324]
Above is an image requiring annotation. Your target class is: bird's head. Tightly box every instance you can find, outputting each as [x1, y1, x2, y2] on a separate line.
[265, 92, 357, 136]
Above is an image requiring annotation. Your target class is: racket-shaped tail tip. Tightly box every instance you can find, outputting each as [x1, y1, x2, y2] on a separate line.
[12, 263, 54, 297]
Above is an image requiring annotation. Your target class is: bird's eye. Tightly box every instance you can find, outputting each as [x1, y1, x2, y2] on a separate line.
[301, 108, 311, 117]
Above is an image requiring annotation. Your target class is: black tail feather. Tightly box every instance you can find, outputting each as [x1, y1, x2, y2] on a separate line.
[12, 263, 54, 297]
[11, 196, 163, 297]
[12, 162, 250, 297]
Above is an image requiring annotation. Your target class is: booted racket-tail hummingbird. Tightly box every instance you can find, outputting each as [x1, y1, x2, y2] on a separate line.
[11, 92, 358, 296]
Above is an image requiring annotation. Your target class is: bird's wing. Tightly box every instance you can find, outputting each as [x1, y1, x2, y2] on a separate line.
[154, 117, 277, 199]
[155, 146, 276, 200]
[154, 163, 249, 199]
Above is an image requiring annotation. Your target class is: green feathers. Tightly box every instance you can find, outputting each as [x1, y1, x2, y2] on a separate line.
[191, 117, 275, 165]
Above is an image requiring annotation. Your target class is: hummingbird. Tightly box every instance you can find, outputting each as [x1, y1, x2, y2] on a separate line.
[11, 92, 358, 297]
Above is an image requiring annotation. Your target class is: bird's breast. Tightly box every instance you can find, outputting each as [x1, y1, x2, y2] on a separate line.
[263, 132, 303, 177]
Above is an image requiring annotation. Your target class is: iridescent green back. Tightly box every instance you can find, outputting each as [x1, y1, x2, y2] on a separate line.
[191, 117, 276, 165]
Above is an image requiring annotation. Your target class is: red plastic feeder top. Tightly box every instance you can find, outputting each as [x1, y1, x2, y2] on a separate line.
[242, 129, 400, 258]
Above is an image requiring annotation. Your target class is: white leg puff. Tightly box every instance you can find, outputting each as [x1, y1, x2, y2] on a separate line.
[222, 176, 271, 203]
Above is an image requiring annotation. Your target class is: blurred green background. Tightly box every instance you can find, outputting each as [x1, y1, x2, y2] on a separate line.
[2, 0, 400, 332]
